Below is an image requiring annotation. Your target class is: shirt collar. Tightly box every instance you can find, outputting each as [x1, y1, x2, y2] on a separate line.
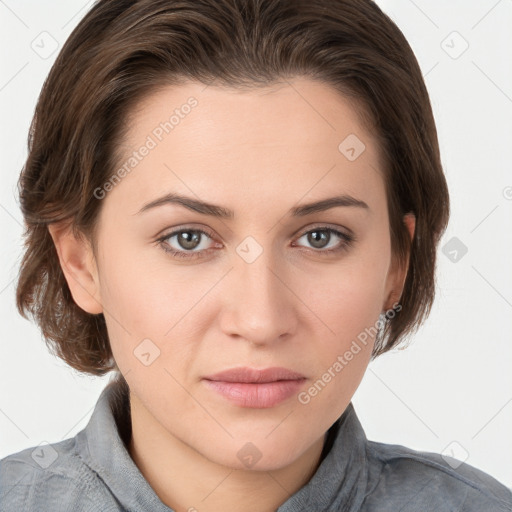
[76, 377, 369, 512]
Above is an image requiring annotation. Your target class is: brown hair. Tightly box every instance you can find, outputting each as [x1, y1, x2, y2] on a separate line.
[16, 0, 449, 376]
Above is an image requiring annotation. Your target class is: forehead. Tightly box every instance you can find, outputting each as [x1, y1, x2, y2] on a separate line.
[125, 78, 375, 152]
[108, 78, 385, 217]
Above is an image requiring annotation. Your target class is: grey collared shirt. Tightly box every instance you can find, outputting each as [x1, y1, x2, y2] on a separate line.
[1, 378, 511, 511]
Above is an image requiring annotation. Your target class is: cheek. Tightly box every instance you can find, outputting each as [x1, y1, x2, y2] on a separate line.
[307, 274, 382, 381]
[299, 274, 383, 414]
[98, 233, 191, 329]
[308, 248, 389, 338]
[300, 236, 390, 381]
[97, 237, 213, 371]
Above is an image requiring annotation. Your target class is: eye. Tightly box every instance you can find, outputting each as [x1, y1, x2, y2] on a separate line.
[156, 224, 355, 260]
[156, 227, 218, 260]
[293, 226, 354, 255]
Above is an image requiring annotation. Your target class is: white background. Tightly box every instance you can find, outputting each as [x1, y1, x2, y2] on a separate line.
[1, 0, 511, 489]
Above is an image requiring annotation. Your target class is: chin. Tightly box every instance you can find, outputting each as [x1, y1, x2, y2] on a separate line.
[199, 436, 313, 473]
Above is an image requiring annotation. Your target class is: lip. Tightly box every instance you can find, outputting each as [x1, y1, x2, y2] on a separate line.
[203, 366, 306, 383]
[202, 366, 307, 408]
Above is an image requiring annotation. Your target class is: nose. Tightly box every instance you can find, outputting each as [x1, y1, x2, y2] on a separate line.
[218, 248, 298, 347]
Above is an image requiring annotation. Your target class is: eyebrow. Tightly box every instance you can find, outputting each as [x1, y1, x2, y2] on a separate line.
[136, 192, 369, 218]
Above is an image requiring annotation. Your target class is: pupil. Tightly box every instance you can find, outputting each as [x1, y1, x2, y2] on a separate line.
[309, 230, 329, 249]
[179, 231, 200, 250]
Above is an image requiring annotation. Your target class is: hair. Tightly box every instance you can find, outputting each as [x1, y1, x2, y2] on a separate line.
[15, 0, 449, 377]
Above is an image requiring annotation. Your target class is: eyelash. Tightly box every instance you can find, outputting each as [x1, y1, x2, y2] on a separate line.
[156, 225, 355, 260]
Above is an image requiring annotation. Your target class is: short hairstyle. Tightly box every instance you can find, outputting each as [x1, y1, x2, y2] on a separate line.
[15, 0, 450, 376]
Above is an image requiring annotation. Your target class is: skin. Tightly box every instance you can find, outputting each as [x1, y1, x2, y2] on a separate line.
[49, 78, 414, 512]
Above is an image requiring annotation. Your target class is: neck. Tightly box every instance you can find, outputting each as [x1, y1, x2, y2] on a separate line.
[128, 392, 328, 512]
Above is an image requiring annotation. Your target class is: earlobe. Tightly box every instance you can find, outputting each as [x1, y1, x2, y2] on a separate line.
[383, 213, 416, 312]
[47, 221, 103, 315]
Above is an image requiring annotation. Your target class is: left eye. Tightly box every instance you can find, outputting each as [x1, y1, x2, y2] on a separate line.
[294, 227, 353, 253]
[157, 226, 354, 260]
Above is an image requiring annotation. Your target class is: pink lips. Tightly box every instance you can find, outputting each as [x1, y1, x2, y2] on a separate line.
[202, 366, 306, 408]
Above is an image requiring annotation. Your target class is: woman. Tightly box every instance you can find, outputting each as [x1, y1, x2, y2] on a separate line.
[1, 0, 510, 511]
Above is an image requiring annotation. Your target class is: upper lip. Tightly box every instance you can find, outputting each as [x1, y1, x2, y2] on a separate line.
[203, 366, 306, 383]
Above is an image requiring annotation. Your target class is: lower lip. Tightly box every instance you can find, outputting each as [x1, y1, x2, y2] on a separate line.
[202, 379, 306, 408]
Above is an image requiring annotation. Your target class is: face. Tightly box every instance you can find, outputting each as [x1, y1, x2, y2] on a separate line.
[55, 78, 413, 471]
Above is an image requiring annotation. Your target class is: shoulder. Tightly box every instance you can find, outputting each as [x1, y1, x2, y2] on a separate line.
[0, 438, 117, 512]
[363, 440, 512, 512]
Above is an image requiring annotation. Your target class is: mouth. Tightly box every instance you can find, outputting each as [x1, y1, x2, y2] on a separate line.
[202, 366, 307, 408]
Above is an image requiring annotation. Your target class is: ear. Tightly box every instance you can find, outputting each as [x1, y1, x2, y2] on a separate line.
[383, 213, 415, 311]
[47, 221, 103, 315]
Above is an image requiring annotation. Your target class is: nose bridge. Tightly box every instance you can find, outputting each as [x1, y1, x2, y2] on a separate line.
[220, 243, 296, 344]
